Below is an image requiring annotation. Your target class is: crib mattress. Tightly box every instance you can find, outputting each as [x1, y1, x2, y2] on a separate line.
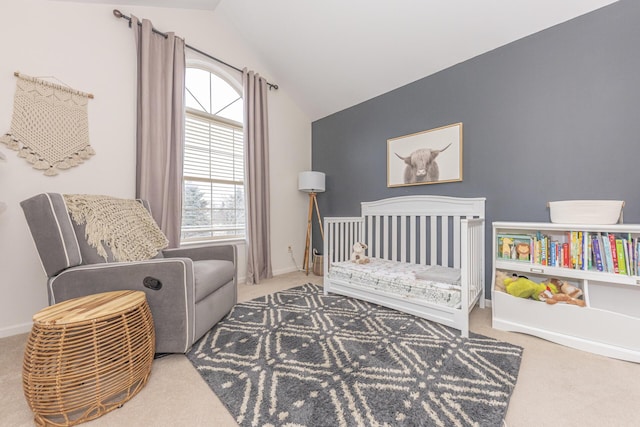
[328, 258, 462, 308]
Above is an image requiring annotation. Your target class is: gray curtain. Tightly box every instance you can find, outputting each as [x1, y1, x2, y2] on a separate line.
[243, 69, 272, 284]
[132, 16, 185, 248]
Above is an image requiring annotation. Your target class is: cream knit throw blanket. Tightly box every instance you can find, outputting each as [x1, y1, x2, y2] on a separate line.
[0, 73, 95, 176]
[64, 194, 169, 262]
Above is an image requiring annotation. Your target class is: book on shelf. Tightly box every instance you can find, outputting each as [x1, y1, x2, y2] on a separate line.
[607, 234, 619, 273]
[591, 234, 604, 272]
[631, 237, 640, 276]
[569, 231, 578, 269]
[624, 239, 631, 275]
[562, 242, 570, 268]
[592, 233, 637, 276]
[616, 239, 627, 275]
[583, 231, 591, 271]
[550, 240, 557, 267]
[601, 234, 614, 273]
[497, 233, 533, 262]
[512, 228, 639, 276]
[636, 239, 640, 276]
[534, 239, 541, 265]
[578, 231, 584, 270]
[624, 236, 633, 276]
[628, 236, 636, 276]
[626, 234, 636, 276]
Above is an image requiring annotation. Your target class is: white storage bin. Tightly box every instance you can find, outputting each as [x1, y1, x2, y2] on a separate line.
[548, 200, 624, 225]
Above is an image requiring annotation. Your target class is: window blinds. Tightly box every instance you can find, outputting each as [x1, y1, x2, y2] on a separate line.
[182, 110, 245, 241]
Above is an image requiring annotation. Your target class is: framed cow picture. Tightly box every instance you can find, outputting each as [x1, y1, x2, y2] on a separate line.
[387, 122, 463, 187]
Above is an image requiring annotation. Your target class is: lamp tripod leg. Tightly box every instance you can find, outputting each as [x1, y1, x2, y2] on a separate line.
[313, 192, 324, 241]
[303, 193, 314, 275]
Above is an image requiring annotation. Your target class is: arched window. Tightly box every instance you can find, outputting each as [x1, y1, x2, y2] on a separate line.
[181, 67, 245, 242]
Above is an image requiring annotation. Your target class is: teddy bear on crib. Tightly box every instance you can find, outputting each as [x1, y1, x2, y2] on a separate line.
[350, 242, 370, 264]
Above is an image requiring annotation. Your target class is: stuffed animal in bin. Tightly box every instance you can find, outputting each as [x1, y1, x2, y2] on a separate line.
[544, 278, 585, 306]
[502, 275, 552, 300]
[350, 242, 370, 264]
[494, 270, 509, 292]
[497, 272, 585, 307]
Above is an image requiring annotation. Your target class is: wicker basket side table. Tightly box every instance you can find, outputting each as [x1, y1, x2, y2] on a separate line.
[23, 290, 155, 426]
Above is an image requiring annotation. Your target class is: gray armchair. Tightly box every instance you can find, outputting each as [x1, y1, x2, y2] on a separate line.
[20, 193, 237, 353]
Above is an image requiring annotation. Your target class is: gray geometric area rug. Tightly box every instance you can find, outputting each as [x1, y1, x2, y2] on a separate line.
[187, 283, 523, 427]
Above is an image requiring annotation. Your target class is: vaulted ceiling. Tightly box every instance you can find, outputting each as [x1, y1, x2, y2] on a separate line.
[59, 0, 619, 120]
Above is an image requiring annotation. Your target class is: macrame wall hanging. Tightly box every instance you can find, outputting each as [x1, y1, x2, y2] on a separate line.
[0, 72, 95, 176]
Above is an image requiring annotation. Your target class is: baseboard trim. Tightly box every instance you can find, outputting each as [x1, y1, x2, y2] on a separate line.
[0, 321, 32, 338]
[240, 267, 309, 285]
[270, 266, 300, 277]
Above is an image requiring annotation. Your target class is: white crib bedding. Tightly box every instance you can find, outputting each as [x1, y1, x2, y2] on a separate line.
[328, 258, 462, 309]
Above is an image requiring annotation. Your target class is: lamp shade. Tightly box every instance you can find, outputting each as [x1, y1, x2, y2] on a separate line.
[298, 171, 325, 193]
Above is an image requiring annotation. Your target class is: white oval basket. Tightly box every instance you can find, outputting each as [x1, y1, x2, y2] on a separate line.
[548, 200, 624, 225]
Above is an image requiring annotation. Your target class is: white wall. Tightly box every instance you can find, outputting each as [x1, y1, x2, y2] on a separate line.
[0, 0, 311, 337]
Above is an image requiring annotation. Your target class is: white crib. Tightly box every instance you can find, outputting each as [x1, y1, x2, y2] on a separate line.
[323, 195, 486, 337]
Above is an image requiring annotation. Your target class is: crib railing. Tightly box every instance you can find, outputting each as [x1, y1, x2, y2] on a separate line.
[461, 218, 485, 313]
[323, 217, 364, 276]
[324, 214, 483, 270]
[363, 214, 472, 268]
[325, 214, 485, 332]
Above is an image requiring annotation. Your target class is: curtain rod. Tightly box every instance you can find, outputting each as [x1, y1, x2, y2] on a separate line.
[112, 9, 278, 90]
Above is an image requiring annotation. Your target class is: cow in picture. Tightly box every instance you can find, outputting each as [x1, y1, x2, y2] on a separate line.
[395, 143, 451, 184]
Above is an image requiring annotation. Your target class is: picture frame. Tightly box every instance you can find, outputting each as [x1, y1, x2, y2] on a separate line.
[387, 122, 463, 187]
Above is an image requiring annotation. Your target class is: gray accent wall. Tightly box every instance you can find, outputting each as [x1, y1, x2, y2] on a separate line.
[312, 0, 640, 294]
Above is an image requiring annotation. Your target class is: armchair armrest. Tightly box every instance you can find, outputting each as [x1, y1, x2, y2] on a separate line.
[49, 258, 196, 353]
[163, 243, 236, 263]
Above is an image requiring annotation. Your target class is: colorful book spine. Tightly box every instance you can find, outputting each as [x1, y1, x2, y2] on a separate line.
[616, 239, 627, 275]
[632, 239, 636, 275]
[601, 234, 614, 273]
[632, 239, 636, 276]
[592, 235, 604, 272]
[636, 239, 640, 276]
[623, 239, 631, 276]
[583, 231, 590, 270]
[578, 231, 584, 270]
[608, 234, 619, 273]
[562, 242, 570, 268]
[550, 241, 557, 267]
[633, 239, 637, 276]
[571, 231, 580, 269]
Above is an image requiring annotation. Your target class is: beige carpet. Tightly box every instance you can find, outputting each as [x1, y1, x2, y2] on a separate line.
[2, 271, 639, 427]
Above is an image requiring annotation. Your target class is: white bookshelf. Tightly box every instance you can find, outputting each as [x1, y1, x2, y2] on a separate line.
[492, 221, 640, 363]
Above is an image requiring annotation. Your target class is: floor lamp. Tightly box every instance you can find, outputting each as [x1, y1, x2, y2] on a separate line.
[298, 171, 325, 275]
